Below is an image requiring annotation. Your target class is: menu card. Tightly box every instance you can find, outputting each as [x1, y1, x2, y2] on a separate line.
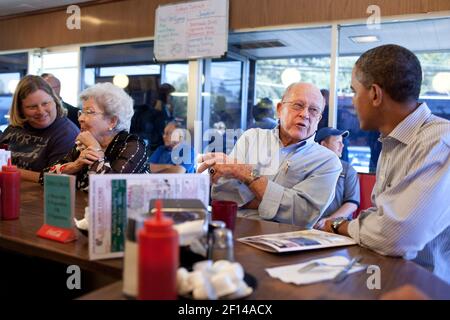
[37, 173, 77, 243]
[88, 174, 210, 260]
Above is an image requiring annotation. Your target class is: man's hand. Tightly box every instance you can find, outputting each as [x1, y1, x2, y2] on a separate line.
[320, 219, 350, 236]
[314, 218, 329, 230]
[209, 163, 253, 184]
[196, 152, 235, 173]
[196, 152, 253, 184]
[320, 219, 334, 233]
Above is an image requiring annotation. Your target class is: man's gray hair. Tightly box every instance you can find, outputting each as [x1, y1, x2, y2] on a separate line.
[281, 82, 326, 109]
[80, 82, 134, 131]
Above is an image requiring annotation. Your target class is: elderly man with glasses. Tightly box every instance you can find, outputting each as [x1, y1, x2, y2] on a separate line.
[198, 82, 341, 228]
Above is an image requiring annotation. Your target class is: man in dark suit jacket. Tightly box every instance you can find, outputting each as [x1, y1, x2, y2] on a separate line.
[41, 73, 80, 128]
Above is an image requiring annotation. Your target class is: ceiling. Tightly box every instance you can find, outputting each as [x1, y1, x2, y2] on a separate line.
[0, 0, 92, 17]
[228, 17, 450, 59]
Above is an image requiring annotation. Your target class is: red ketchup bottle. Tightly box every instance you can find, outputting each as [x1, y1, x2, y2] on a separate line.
[138, 199, 179, 300]
[1, 159, 20, 220]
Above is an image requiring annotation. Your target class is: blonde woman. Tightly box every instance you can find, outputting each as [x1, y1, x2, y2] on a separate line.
[0, 75, 79, 182]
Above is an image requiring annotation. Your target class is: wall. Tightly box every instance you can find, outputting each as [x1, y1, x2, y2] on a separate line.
[0, 0, 449, 51]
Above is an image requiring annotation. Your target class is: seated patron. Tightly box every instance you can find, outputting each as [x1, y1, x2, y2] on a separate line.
[319, 45, 450, 284]
[250, 97, 278, 130]
[42, 82, 148, 190]
[149, 121, 195, 174]
[41, 73, 80, 128]
[0, 75, 79, 182]
[313, 127, 360, 229]
[198, 82, 342, 228]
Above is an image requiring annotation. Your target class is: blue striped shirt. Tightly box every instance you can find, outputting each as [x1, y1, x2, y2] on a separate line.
[348, 103, 450, 283]
[212, 128, 342, 228]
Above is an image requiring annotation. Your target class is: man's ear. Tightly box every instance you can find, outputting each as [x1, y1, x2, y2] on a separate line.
[371, 84, 383, 108]
[276, 102, 283, 119]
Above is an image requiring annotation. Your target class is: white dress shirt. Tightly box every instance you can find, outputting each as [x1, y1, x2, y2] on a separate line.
[348, 103, 450, 283]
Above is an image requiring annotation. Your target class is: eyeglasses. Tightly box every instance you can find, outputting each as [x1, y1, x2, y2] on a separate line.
[78, 110, 104, 117]
[282, 101, 322, 118]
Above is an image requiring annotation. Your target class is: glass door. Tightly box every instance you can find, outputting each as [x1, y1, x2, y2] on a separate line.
[201, 52, 249, 153]
[28, 47, 80, 107]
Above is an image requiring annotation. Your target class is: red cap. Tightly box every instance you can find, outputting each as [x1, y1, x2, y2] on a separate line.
[2, 158, 18, 172]
[144, 199, 174, 233]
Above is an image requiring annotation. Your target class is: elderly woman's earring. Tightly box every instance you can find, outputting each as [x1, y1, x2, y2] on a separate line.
[109, 127, 113, 131]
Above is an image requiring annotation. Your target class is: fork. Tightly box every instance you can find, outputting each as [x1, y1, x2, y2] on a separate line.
[297, 261, 351, 273]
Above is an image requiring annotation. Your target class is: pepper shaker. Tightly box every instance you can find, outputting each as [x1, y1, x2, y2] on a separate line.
[212, 227, 234, 262]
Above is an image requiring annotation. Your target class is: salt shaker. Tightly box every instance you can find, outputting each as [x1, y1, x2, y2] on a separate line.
[207, 220, 226, 259]
[212, 227, 234, 262]
[123, 215, 146, 299]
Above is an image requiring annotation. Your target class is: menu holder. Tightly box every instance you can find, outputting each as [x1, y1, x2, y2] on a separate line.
[88, 174, 210, 260]
[37, 174, 77, 243]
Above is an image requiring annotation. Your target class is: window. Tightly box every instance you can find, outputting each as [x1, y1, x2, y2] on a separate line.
[28, 50, 80, 107]
[202, 58, 246, 154]
[81, 41, 190, 154]
[81, 42, 160, 106]
[165, 63, 189, 125]
[230, 27, 332, 130]
[255, 57, 331, 129]
[0, 53, 28, 129]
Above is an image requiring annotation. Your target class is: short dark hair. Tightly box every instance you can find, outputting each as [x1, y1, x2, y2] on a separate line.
[355, 44, 422, 103]
[158, 83, 175, 102]
[253, 98, 274, 120]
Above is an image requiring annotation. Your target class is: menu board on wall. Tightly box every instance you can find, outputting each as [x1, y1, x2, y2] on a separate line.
[154, 0, 229, 61]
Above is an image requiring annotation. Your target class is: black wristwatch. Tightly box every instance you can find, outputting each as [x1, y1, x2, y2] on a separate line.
[331, 217, 347, 234]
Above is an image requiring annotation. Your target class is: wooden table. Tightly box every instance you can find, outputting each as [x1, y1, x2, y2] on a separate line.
[81, 211, 450, 300]
[2, 181, 449, 300]
[0, 181, 122, 278]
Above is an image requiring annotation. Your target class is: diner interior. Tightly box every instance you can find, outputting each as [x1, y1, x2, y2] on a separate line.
[0, 0, 449, 302]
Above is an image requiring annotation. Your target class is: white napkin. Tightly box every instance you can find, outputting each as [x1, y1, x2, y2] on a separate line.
[74, 206, 89, 230]
[174, 220, 205, 246]
[266, 256, 366, 285]
[0, 150, 11, 168]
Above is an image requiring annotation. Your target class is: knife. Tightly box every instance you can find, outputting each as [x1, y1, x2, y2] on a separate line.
[333, 256, 362, 283]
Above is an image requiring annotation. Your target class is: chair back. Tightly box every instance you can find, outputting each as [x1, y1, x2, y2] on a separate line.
[353, 173, 376, 219]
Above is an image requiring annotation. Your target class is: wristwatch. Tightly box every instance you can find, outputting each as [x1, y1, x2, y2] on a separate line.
[244, 167, 261, 186]
[331, 217, 347, 234]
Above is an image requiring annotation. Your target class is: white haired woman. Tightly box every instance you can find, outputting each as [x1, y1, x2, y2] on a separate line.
[41, 82, 148, 190]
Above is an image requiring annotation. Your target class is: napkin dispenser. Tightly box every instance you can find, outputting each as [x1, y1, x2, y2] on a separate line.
[149, 199, 209, 223]
[149, 199, 210, 272]
[123, 199, 210, 298]
[149, 198, 210, 242]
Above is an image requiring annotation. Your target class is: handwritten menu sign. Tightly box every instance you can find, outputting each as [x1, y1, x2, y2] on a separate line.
[154, 0, 229, 61]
